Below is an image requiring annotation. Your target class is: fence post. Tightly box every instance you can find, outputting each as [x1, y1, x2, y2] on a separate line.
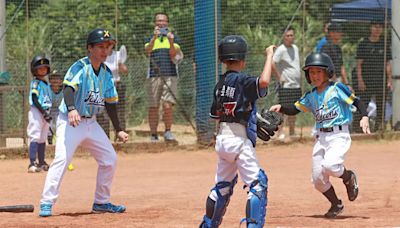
[194, 0, 220, 145]
[392, 0, 400, 128]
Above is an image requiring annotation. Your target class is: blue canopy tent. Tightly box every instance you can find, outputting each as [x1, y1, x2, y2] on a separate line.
[330, 0, 392, 22]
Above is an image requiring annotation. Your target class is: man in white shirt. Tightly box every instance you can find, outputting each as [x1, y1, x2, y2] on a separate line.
[272, 27, 301, 139]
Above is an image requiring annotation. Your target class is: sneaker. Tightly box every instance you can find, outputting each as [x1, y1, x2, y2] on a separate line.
[150, 135, 159, 143]
[92, 203, 126, 213]
[39, 162, 50, 171]
[163, 130, 176, 142]
[324, 200, 344, 218]
[28, 163, 42, 173]
[344, 170, 359, 201]
[39, 204, 52, 217]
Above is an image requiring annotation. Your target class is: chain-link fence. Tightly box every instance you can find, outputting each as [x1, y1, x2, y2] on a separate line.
[0, 0, 396, 148]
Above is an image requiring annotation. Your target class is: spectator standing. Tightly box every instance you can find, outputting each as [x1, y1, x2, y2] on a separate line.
[355, 20, 393, 132]
[144, 12, 183, 142]
[321, 23, 349, 84]
[272, 27, 302, 139]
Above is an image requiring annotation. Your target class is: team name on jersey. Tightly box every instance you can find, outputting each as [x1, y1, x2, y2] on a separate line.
[220, 85, 236, 98]
[84, 90, 105, 106]
[314, 105, 338, 123]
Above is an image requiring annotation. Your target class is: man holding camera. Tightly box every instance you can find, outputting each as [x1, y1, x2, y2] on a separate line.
[145, 12, 183, 142]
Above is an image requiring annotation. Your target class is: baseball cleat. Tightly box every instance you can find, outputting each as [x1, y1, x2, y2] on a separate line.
[28, 163, 42, 173]
[150, 135, 159, 143]
[163, 130, 177, 142]
[324, 200, 344, 219]
[39, 204, 52, 217]
[92, 203, 126, 213]
[39, 162, 50, 171]
[344, 170, 359, 201]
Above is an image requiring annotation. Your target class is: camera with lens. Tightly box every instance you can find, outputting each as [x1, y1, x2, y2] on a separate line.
[159, 27, 169, 36]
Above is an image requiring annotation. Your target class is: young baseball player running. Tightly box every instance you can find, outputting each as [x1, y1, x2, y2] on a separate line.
[199, 35, 275, 227]
[269, 52, 370, 219]
[27, 55, 52, 173]
[39, 28, 129, 217]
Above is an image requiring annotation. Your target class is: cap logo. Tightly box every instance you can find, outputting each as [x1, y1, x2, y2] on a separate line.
[40, 60, 44, 64]
[104, 30, 110, 38]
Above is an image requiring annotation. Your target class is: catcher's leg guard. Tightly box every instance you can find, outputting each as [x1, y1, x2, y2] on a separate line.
[242, 169, 268, 228]
[200, 175, 238, 228]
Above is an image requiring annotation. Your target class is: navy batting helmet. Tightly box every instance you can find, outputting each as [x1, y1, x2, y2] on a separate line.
[218, 35, 248, 62]
[302, 52, 334, 84]
[30, 55, 50, 76]
[87, 28, 116, 47]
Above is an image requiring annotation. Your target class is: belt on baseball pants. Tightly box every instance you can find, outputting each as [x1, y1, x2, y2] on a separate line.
[218, 122, 247, 138]
[319, 125, 347, 133]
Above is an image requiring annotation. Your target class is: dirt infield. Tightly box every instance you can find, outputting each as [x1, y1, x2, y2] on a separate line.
[0, 139, 399, 227]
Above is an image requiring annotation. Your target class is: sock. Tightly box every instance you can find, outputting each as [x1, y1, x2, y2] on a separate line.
[322, 186, 340, 205]
[38, 143, 46, 165]
[340, 168, 351, 183]
[29, 142, 39, 165]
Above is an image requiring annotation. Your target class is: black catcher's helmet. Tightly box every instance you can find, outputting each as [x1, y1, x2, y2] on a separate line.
[87, 28, 116, 47]
[302, 52, 334, 84]
[218, 35, 248, 61]
[30, 55, 50, 75]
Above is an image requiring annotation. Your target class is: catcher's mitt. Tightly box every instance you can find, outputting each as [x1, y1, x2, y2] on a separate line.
[256, 109, 283, 141]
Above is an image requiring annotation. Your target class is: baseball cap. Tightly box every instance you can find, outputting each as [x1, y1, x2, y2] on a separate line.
[328, 23, 343, 33]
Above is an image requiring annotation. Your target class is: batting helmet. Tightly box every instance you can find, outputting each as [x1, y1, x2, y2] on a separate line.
[218, 35, 248, 62]
[302, 52, 334, 84]
[87, 28, 116, 47]
[30, 55, 50, 76]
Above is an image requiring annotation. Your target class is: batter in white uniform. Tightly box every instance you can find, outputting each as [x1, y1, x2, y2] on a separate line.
[39, 28, 129, 217]
[270, 52, 370, 219]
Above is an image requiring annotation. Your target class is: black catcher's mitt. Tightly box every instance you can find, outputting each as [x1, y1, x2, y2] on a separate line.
[256, 109, 283, 141]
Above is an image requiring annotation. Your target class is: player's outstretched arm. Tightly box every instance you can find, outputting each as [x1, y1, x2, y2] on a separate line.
[259, 45, 276, 89]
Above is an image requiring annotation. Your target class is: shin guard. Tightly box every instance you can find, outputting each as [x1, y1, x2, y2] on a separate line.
[200, 175, 238, 228]
[242, 169, 268, 228]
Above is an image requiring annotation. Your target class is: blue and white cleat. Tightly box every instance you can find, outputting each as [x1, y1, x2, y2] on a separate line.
[39, 203, 52, 217]
[92, 203, 126, 213]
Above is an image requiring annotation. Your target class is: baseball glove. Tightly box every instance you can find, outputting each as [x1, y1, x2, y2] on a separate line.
[256, 109, 283, 141]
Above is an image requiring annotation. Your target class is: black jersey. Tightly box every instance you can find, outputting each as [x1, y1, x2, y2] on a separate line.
[210, 70, 267, 146]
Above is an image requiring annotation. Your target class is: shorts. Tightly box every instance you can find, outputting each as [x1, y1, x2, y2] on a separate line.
[278, 87, 302, 106]
[146, 76, 177, 107]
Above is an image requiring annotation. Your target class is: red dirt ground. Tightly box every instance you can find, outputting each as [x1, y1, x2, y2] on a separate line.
[0, 139, 399, 227]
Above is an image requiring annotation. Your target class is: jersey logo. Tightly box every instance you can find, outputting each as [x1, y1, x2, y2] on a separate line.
[223, 102, 237, 117]
[314, 105, 338, 123]
[84, 90, 105, 106]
